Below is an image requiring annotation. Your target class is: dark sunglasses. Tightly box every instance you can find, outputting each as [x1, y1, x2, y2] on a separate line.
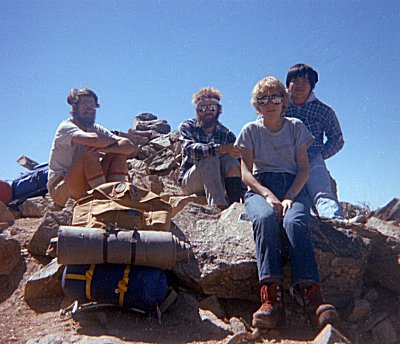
[197, 104, 219, 113]
[257, 95, 283, 106]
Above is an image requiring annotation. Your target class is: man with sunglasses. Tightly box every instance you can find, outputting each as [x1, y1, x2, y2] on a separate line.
[47, 88, 137, 207]
[285, 64, 345, 220]
[178, 87, 242, 208]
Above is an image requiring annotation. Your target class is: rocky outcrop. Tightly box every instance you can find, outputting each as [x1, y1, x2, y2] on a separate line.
[172, 202, 371, 306]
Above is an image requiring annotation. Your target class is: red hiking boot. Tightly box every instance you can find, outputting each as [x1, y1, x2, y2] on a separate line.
[300, 284, 340, 329]
[252, 284, 285, 329]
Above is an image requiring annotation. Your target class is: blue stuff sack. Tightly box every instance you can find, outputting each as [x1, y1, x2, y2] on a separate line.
[10, 163, 48, 206]
[62, 264, 168, 313]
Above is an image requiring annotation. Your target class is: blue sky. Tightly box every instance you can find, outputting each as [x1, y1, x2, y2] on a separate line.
[0, 0, 399, 210]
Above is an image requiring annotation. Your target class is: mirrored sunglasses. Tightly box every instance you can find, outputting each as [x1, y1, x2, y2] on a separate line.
[197, 104, 219, 113]
[257, 95, 283, 106]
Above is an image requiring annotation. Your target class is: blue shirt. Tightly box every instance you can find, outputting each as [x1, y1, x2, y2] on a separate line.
[178, 118, 236, 184]
[285, 92, 344, 160]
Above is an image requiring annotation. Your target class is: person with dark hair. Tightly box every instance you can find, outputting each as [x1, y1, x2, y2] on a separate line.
[285, 64, 345, 220]
[178, 87, 242, 208]
[235, 76, 339, 331]
[47, 88, 137, 207]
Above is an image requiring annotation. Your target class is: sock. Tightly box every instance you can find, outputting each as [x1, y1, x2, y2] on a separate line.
[108, 171, 128, 182]
[86, 173, 106, 189]
[224, 177, 243, 205]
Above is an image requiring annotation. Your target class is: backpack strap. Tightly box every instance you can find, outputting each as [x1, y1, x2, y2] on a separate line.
[156, 288, 178, 324]
[115, 265, 131, 308]
[65, 264, 96, 300]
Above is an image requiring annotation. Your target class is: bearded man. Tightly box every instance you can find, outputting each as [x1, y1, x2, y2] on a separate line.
[178, 87, 242, 208]
[47, 88, 137, 207]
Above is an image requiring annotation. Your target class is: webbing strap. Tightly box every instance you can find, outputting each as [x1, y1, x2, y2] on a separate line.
[115, 265, 130, 308]
[65, 264, 96, 300]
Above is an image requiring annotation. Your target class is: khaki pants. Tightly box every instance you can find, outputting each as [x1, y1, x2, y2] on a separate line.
[47, 174, 70, 207]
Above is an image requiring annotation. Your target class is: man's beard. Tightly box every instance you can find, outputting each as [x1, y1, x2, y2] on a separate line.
[197, 113, 219, 129]
[74, 112, 96, 128]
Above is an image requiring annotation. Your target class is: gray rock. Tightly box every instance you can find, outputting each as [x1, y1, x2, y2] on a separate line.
[0, 201, 15, 225]
[0, 236, 21, 275]
[350, 217, 400, 293]
[198, 295, 226, 319]
[310, 219, 371, 307]
[149, 134, 172, 150]
[135, 112, 157, 121]
[127, 158, 149, 175]
[313, 324, 351, 344]
[135, 119, 171, 134]
[229, 317, 247, 334]
[172, 203, 259, 301]
[172, 203, 370, 306]
[371, 317, 397, 344]
[145, 148, 178, 176]
[24, 259, 64, 302]
[137, 144, 158, 160]
[123, 130, 150, 146]
[28, 207, 72, 256]
[373, 198, 400, 224]
[346, 298, 370, 322]
[19, 196, 51, 218]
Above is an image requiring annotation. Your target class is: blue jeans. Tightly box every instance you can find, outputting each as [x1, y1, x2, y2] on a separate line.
[307, 154, 344, 220]
[244, 172, 320, 286]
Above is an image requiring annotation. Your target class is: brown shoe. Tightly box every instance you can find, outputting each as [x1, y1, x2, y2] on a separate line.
[252, 284, 285, 329]
[300, 284, 340, 329]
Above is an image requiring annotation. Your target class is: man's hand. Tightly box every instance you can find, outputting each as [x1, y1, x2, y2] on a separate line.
[220, 144, 240, 158]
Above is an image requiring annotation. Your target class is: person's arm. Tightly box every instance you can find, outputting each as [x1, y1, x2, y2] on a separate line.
[322, 108, 344, 160]
[281, 143, 310, 215]
[180, 122, 232, 161]
[72, 132, 136, 155]
[238, 146, 282, 216]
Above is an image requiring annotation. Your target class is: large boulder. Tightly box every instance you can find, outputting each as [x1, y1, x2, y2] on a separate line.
[28, 206, 73, 256]
[0, 236, 21, 275]
[172, 203, 370, 306]
[24, 259, 64, 303]
[349, 215, 400, 293]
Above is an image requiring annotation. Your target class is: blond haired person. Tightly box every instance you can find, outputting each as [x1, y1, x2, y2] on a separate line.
[235, 77, 339, 330]
[178, 87, 242, 208]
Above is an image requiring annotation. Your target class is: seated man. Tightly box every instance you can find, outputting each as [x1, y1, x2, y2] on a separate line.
[178, 87, 242, 208]
[47, 88, 137, 207]
[285, 64, 345, 220]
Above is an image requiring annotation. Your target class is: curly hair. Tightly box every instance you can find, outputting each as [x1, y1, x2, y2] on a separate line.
[251, 76, 289, 114]
[192, 87, 222, 104]
[67, 88, 100, 108]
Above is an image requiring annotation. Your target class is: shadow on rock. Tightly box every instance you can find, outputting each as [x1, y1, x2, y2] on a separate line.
[0, 257, 26, 303]
[74, 292, 231, 343]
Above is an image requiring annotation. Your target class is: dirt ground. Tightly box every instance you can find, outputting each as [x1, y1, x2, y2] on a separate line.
[0, 217, 328, 344]
[7, 215, 400, 344]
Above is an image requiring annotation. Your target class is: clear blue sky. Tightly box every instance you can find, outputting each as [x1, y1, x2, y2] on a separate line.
[1, 0, 399, 210]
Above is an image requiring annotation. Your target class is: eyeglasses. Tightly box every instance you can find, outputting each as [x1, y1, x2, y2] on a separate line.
[197, 104, 219, 113]
[257, 95, 283, 106]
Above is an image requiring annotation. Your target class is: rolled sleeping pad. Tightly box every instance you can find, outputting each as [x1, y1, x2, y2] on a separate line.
[57, 226, 190, 270]
[62, 263, 168, 312]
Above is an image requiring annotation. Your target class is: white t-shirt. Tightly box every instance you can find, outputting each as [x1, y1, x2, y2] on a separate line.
[48, 118, 117, 182]
[235, 117, 314, 175]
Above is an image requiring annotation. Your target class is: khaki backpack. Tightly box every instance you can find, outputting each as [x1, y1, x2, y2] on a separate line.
[72, 181, 172, 231]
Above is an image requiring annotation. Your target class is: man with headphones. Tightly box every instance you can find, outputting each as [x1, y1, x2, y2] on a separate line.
[285, 64, 345, 220]
[178, 87, 242, 209]
[47, 88, 137, 207]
